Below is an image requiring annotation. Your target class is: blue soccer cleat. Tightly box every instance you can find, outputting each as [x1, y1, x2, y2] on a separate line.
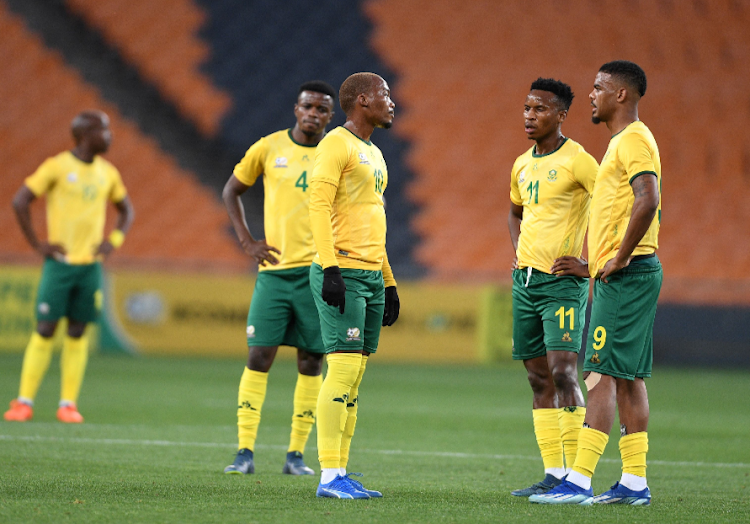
[282, 451, 315, 475]
[344, 473, 383, 498]
[316, 475, 370, 499]
[511, 473, 563, 497]
[528, 478, 594, 505]
[593, 482, 651, 505]
[224, 448, 254, 474]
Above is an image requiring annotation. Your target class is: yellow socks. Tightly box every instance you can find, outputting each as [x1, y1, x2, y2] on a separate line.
[237, 368, 268, 451]
[18, 333, 55, 403]
[317, 353, 362, 469]
[620, 431, 648, 478]
[340, 355, 368, 470]
[559, 406, 586, 470]
[571, 427, 609, 484]
[60, 336, 89, 404]
[532, 408, 565, 475]
[288, 373, 323, 454]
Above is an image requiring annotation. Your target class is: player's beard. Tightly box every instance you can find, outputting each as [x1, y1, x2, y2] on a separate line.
[592, 116, 601, 124]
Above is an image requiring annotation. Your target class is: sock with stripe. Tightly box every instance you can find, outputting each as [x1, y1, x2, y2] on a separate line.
[237, 367, 268, 451]
[317, 353, 362, 473]
[559, 406, 587, 472]
[288, 372, 323, 454]
[569, 427, 609, 490]
[619, 431, 649, 491]
[60, 335, 89, 404]
[339, 355, 368, 470]
[532, 408, 565, 479]
[18, 332, 55, 403]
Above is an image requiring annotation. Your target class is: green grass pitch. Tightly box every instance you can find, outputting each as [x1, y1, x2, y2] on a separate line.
[1, 353, 748, 523]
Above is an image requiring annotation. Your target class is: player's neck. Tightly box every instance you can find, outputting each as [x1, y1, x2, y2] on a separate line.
[70, 147, 96, 163]
[606, 108, 639, 136]
[290, 126, 324, 146]
[343, 119, 374, 143]
[534, 132, 565, 156]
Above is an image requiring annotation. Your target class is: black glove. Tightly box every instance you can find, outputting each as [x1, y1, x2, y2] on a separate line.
[322, 266, 346, 314]
[382, 286, 400, 326]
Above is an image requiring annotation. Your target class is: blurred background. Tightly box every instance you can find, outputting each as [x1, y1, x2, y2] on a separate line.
[1, 0, 749, 367]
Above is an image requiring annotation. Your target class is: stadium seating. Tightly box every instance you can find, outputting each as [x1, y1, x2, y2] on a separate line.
[365, 0, 750, 303]
[63, 0, 231, 137]
[0, 1, 248, 271]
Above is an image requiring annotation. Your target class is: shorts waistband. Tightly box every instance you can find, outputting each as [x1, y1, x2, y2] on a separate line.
[630, 253, 656, 263]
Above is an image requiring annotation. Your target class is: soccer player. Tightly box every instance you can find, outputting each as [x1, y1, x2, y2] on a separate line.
[507, 78, 599, 497]
[308, 72, 400, 499]
[4, 110, 134, 424]
[532, 61, 662, 505]
[222, 81, 336, 476]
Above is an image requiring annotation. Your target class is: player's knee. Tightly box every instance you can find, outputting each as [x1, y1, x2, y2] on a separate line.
[36, 321, 57, 338]
[297, 350, 323, 376]
[526, 369, 552, 395]
[551, 366, 578, 393]
[67, 321, 87, 338]
[247, 346, 277, 372]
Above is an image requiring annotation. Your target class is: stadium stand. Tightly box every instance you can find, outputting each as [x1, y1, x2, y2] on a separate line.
[64, 0, 231, 137]
[365, 0, 750, 303]
[0, 1, 248, 271]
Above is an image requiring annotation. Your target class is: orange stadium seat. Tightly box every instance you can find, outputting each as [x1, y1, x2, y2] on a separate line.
[63, 0, 231, 137]
[365, 0, 750, 304]
[0, 2, 248, 272]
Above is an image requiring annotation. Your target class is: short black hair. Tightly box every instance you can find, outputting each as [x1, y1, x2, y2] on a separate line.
[529, 78, 574, 110]
[298, 80, 336, 100]
[599, 60, 647, 97]
[339, 72, 382, 115]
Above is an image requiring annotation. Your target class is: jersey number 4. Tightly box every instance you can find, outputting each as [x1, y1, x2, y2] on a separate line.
[295, 171, 308, 192]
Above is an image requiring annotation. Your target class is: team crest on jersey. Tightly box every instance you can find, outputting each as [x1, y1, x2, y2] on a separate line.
[358, 152, 370, 165]
[66, 172, 78, 183]
[518, 170, 526, 184]
[547, 169, 558, 182]
[590, 352, 600, 364]
[246, 325, 256, 338]
[346, 327, 361, 341]
[274, 157, 288, 168]
[562, 332, 572, 342]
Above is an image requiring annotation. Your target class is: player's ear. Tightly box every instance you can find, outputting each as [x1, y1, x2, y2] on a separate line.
[557, 109, 568, 123]
[358, 93, 369, 108]
[616, 86, 628, 103]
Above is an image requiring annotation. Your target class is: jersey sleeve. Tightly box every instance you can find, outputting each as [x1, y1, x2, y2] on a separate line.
[24, 158, 58, 196]
[311, 133, 349, 186]
[108, 166, 128, 203]
[309, 179, 339, 268]
[509, 159, 523, 206]
[620, 133, 657, 185]
[233, 137, 269, 186]
[572, 151, 599, 194]
[382, 249, 397, 287]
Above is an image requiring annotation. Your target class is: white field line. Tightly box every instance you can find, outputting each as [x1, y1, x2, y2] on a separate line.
[1, 434, 748, 469]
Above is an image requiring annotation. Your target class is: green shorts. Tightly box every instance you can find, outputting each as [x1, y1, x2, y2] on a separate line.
[583, 256, 663, 380]
[309, 263, 385, 354]
[511, 268, 589, 361]
[246, 266, 324, 352]
[36, 258, 102, 323]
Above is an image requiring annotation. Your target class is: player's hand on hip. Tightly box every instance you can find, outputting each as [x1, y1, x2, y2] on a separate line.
[382, 286, 400, 326]
[511, 255, 519, 270]
[322, 266, 346, 314]
[243, 239, 281, 266]
[38, 242, 66, 260]
[95, 240, 115, 259]
[597, 256, 629, 284]
[550, 256, 589, 278]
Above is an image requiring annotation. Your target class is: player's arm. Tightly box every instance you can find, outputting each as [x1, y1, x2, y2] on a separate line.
[381, 250, 399, 326]
[508, 163, 524, 270]
[222, 174, 280, 266]
[597, 174, 659, 283]
[309, 135, 348, 313]
[97, 196, 135, 259]
[14, 163, 66, 259]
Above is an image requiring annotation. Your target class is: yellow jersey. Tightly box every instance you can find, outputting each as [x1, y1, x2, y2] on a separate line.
[309, 126, 395, 285]
[510, 138, 599, 273]
[588, 121, 661, 277]
[25, 151, 127, 265]
[233, 129, 319, 272]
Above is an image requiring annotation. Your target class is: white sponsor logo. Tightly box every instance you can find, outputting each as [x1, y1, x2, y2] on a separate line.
[38, 302, 50, 315]
[358, 152, 370, 165]
[247, 325, 255, 338]
[67, 172, 78, 183]
[346, 327, 361, 341]
[518, 170, 526, 184]
[274, 157, 288, 168]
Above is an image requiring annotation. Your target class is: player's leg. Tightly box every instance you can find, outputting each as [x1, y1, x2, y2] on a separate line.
[511, 269, 564, 496]
[226, 270, 289, 474]
[595, 258, 661, 505]
[5, 259, 70, 422]
[283, 267, 325, 475]
[310, 264, 369, 498]
[57, 263, 102, 423]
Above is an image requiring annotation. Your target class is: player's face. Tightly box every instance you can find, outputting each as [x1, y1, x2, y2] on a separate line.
[589, 72, 617, 124]
[368, 78, 395, 129]
[524, 90, 565, 141]
[88, 113, 112, 153]
[294, 91, 335, 137]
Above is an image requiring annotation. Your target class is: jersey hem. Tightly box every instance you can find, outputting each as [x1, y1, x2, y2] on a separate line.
[257, 261, 314, 272]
